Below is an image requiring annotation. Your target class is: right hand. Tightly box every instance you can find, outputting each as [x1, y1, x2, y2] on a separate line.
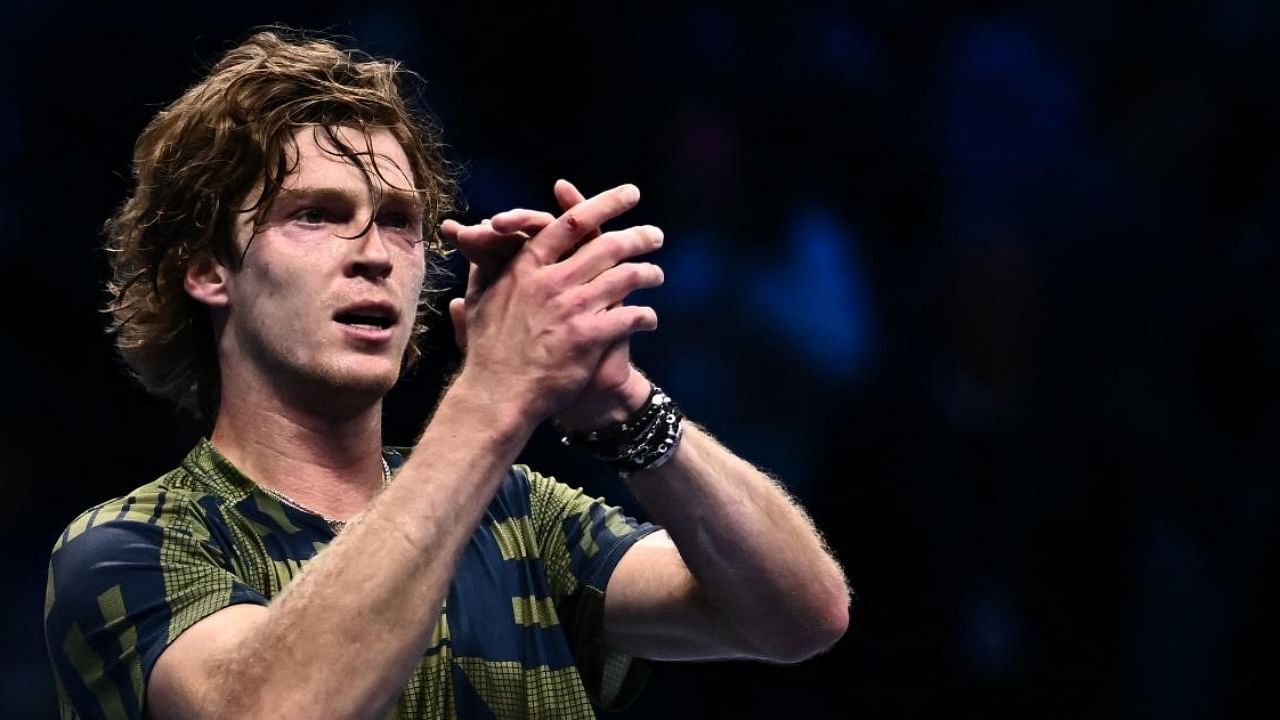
[446, 183, 665, 424]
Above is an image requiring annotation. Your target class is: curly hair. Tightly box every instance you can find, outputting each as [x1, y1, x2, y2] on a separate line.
[104, 29, 457, 417]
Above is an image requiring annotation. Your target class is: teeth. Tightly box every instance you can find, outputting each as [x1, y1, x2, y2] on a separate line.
[337, 313, 390, 329]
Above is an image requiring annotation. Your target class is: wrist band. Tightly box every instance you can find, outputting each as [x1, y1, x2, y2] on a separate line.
[559, 384, 685, 476]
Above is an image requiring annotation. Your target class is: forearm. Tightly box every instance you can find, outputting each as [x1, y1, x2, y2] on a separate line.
[214, 375, 533, 719]
[624, 423, 850, 661]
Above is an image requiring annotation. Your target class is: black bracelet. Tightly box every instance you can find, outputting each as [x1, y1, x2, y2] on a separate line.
[559, 384, 685, 476]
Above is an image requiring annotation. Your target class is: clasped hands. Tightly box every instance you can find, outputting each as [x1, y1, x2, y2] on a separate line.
[440, 180, 663, 431]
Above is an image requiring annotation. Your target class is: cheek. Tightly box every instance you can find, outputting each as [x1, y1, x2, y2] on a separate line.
[403, 255, 427, 296]
[398, 267, 427, 334]
[238, 258, 319, 316]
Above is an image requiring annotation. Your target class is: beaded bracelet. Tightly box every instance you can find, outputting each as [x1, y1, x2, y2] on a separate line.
[559, 384, 686, 476]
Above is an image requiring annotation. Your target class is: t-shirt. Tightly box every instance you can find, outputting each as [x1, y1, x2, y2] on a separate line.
[45, 439, 657, 719]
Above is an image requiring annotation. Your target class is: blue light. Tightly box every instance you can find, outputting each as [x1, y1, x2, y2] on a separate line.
[748, 205, 876, 382]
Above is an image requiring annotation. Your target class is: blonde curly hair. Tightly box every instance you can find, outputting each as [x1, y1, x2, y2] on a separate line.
[104, 29, 457, 417]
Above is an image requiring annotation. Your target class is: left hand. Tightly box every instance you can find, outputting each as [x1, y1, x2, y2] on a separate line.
[441, 179, 656, 430]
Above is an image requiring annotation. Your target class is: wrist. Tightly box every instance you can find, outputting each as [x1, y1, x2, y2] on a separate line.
[559, 382, 685, 476]
[557, 369, 652, 432]
[440, 369, 540, 449]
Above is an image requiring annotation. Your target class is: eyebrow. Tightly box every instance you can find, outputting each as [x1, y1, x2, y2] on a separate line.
[275, 186, 426, 214]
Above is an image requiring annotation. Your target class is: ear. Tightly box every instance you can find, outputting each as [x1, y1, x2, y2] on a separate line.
[183, 253, 231, 308]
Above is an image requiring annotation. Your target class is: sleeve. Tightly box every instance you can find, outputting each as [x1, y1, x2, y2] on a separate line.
[521, 466, 660, 711]
[44, 491, 268, 720]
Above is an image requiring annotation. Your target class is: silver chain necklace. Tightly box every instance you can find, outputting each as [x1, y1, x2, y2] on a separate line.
[260, 457, 393, 534]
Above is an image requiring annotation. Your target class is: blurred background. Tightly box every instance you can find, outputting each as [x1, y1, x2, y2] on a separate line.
[2, 0, 1278, 717]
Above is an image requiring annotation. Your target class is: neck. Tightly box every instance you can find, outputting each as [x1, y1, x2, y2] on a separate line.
[210, 367, 388, 522]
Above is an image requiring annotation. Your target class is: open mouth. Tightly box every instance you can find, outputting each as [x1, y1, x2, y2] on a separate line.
[334, 304, 398, 332]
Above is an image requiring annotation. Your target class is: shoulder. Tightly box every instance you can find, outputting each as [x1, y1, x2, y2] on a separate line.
[495, 464, 583, 519]
[49, 467, 226, 570]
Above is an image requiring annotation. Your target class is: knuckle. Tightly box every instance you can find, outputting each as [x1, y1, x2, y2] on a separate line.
[619, 263, 659, 287]
[603, 227, 651, 259]
[559, 211, 582, 231]
[599, 230, 628, 257]
[546, 289, 572, 316]
[640, 307, 658, 328]
[565, 315, 595, 346]
[626, 229, 649, 254]
[554, 288, 589, 316]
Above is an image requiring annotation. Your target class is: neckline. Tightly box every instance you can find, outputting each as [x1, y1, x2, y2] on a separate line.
[182, 438, 400, 534]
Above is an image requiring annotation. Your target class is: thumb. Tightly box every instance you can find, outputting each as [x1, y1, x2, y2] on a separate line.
[448, 297, 468, 352]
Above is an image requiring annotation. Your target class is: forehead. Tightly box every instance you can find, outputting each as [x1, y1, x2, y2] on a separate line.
[284, 125, 415, 193]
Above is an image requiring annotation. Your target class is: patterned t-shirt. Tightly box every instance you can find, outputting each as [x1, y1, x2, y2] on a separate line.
[45, 439, 657, 719]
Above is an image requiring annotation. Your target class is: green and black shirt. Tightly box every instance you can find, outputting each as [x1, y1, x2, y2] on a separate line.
[45, 439, 657, 719]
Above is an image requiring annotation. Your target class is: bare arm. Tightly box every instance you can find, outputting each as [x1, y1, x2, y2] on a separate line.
[146, 184, 662, 720]
[147, 381, 530, 720]
[449, 181, 850, 665]
[604, 421, 851, 663]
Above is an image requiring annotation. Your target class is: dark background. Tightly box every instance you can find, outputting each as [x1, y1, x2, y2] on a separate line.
[3, 0, 1278, 717]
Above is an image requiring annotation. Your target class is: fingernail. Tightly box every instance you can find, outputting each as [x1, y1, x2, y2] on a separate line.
[620, 184, 640, 204]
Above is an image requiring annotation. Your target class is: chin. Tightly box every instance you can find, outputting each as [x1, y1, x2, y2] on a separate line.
[310, 357, 403, 402]
[337, 367, 402, 397]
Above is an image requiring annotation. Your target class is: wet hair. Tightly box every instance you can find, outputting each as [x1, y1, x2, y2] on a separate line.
[104, 29, 457, 416]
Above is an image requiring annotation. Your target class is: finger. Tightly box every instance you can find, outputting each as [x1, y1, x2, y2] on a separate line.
[462, 261, 486, 305]
[553, 179, 601, 259]
[490, 208, 556, 236]
[554, 179, 589, 214]
[462, 233, 524, 274]
[577, 262, 665, 312]
[441, 218, 495, 253]
[446, 219, 525, 275]
[560, 225, 664, 284]
[448, 297, 468, 351]
[590, 305, 659, 344]
[440, 218, 471, 253]
[527, 183, 640, 265]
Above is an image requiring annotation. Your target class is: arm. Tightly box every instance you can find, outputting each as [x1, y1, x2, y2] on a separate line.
[448, 181, 850, 665]
[147, 382, 532, 719]
[603, 420, 851, 663]
[146, 184, 662, 720]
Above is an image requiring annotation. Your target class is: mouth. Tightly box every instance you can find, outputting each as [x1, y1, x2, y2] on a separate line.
[333, 302, 400, 333]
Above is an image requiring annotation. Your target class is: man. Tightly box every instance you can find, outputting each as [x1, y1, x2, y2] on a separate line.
[45, 30, 850, 719]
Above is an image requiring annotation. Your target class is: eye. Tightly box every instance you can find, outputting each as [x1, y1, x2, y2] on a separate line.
[378, 211, 424, 241]
[295, 208, 326, 225]
[379, 212, 415, 230]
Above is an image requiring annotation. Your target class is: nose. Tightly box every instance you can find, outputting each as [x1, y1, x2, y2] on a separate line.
[345, 222, 393, 280]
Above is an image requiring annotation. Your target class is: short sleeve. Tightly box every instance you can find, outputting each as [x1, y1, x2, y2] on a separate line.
[521, 466, 659, 710]
[44, 490, 267, 720]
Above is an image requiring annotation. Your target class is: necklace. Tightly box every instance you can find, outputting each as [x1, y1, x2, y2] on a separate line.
[260, 457, 393, 534]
